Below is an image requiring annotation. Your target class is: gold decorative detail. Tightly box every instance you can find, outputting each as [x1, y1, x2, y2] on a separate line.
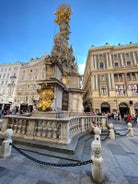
[38, 86, 54, 111]
[54, 4, 71, 25]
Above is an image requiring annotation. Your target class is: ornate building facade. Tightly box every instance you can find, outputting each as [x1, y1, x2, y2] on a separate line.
[15, 57, 46, 112]
[0, 63, 22, 111]
[83, 43, 138, 117]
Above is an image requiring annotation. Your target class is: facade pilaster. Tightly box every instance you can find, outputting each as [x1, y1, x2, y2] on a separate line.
[92, 75, 95, 90]
[94, 55, 97, 69]
[95, 75, 98, 90]
[111, 74, 115, 89]
[91, 55, 94, 70]
[132, 52, 137, 65]
[109, 53, 113, 67]
[108, 74, 112, 90]
[106, 53, 109, 68]
[120, 53, 124, 66]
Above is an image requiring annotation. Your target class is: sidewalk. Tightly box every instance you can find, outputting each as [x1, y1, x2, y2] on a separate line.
[0, 123, 138, 184]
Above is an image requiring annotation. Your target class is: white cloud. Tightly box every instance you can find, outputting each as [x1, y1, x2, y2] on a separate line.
[78, 62, 85, 75]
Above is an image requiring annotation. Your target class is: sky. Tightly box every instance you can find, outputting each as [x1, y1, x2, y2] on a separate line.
[0, 0, 138, 74]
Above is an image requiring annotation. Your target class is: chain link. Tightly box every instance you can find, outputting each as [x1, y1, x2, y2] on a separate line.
[11, 143, 93, 167]
[100, 132, 110, 141]
[115, 129, 130, 136]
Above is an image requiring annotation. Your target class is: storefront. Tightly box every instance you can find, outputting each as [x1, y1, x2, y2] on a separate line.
[119, 102, 129, 118]
[101, 102, 110, 113]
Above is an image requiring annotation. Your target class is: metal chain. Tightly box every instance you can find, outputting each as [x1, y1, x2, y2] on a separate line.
[100, 132, 109, 141]
[11, 143, 93, 167]
[115, 129, 130, 136]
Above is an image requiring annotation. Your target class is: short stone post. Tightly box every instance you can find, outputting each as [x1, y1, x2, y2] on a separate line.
[0, 128, 13, 158]
[127, 123, 134, 137]
[91, 127, 104, 183]
[109, 123, 115, 140]
[94, 126, 101, 141]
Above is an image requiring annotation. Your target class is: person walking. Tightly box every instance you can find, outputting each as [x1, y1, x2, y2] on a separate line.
[127, 113, 132, 124]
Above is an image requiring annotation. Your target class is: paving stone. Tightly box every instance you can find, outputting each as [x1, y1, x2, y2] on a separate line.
[107, 143, 127, 156]
[126, 177, 138, 184]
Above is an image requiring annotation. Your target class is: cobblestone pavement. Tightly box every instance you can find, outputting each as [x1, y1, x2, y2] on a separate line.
[0, 121, 138, 184]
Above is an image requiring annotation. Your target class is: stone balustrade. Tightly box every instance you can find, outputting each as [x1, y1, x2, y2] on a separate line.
[0, 115, 107, 145]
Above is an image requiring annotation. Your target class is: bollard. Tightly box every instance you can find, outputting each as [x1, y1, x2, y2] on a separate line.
[94, 126, 101, 141]
[127, 123, 134, 137]
[91, 127, 104, 183]
[109, 123, 115, 140]
[0, 128, 13, 158]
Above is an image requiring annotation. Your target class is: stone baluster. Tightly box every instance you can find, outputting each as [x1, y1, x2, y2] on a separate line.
[109, 123, 115, 140]
[91, 127, 104, 183]
[101, 117, 107, 131]
[0, 129, 13, 158]
[127, 123, 134, 137]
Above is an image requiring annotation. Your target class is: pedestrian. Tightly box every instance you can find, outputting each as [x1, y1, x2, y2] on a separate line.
[127, 114, 131, 123]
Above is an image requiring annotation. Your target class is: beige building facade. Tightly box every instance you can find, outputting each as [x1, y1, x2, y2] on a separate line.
[83, 42, 138, 117]
[15, 57, 46, 112]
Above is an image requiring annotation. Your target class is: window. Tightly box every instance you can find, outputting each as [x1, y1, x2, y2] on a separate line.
[29, 75, 32, 80]
[114, 62, 119, 67]
[114, 74, 123, 81]
[41, 73, 45, 79]
[129, 84, 138, 94]
[98, 54, 104, 59]
[99, 62, 104, 69]
[126, 61, 131, 66]
[42, 67, 45, 71]
[132, 73, 136, 80]
[101, 86, 106, 95]
[125, 53, 130, 58]
[114, 74, 118, 81]
[116, 85, 125, 95]
[118, 74, 123, 80]
[127, 73, 131, 80]
[3, 74, 5, 78]
[21, 76, 24, 80]
[34, 75, 38, 80]
[100, 75, 105, 81]
[112, 54, 118, 59]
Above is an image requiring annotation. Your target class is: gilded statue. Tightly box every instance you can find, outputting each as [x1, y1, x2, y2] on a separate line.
[54, 4, 71, 25]
[38, 86, 54, 111]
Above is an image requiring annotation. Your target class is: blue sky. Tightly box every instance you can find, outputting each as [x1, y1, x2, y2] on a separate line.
[0, 0, 138, 74]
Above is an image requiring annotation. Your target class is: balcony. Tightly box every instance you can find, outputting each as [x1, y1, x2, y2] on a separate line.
[10, 75, 16, 79]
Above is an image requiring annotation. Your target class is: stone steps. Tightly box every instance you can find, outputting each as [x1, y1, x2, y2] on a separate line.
[11, 132, 94, 162]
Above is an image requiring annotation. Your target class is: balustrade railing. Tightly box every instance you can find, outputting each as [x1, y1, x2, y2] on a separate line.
[0, 115, 107, 144]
